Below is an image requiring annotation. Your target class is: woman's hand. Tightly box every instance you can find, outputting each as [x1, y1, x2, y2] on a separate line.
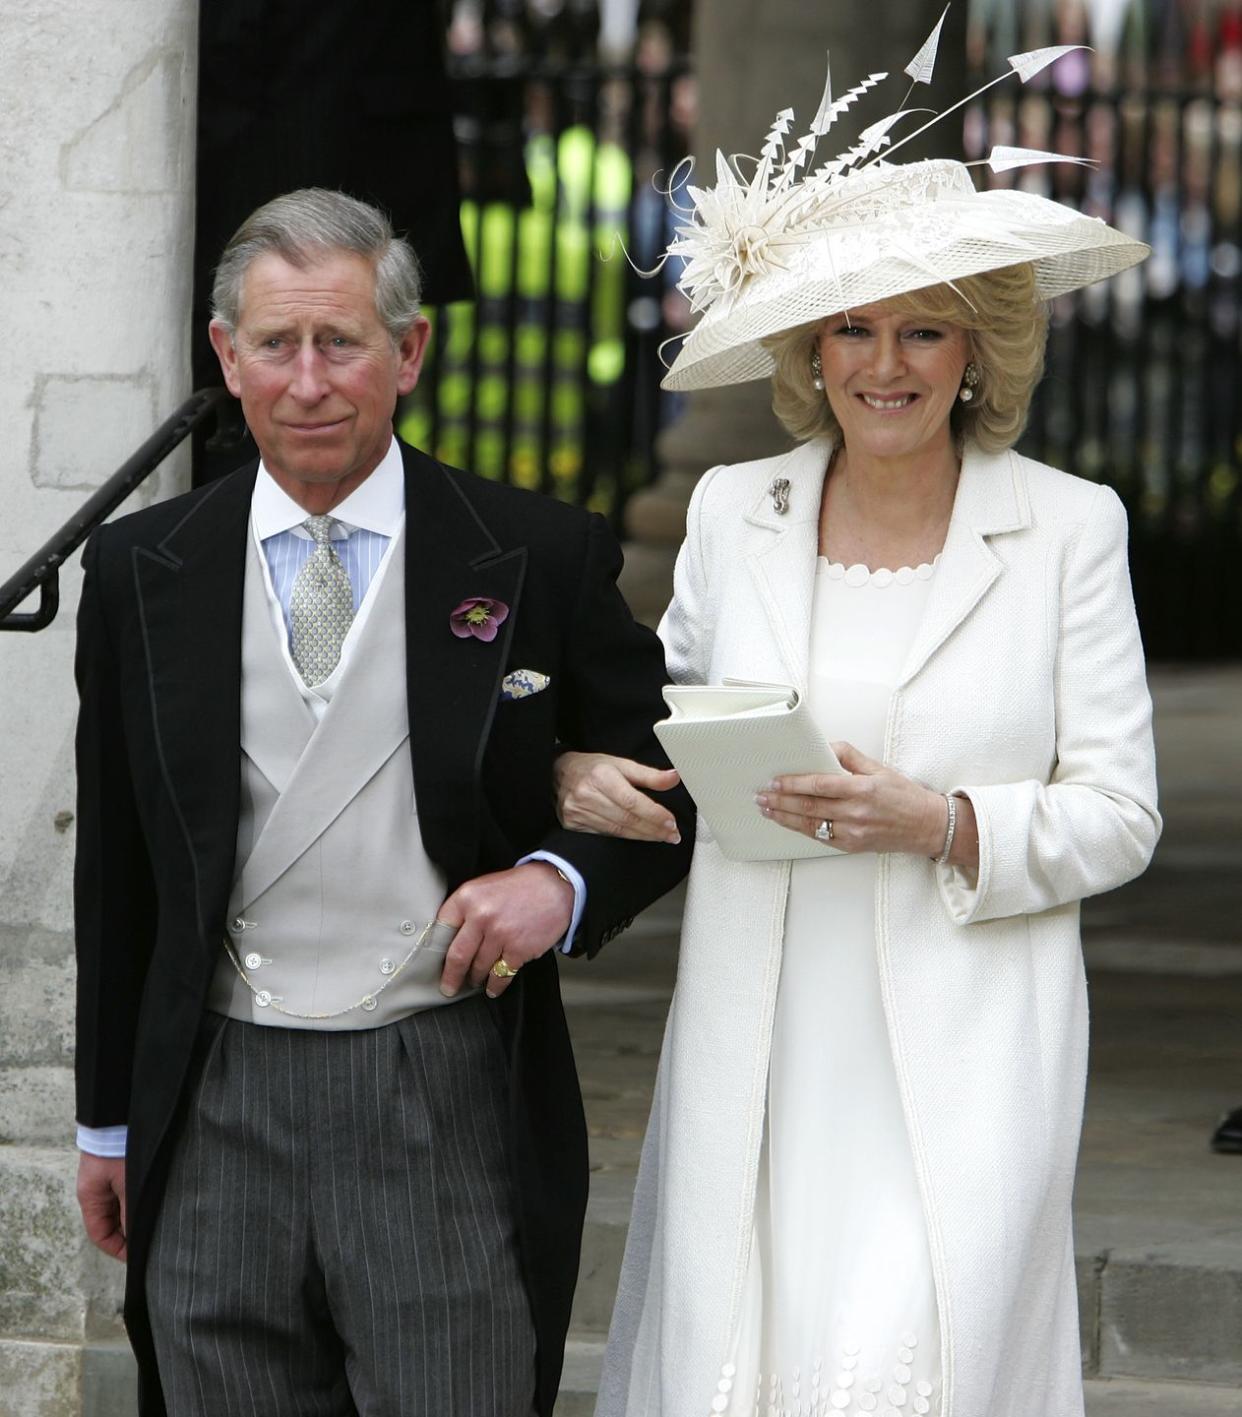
[554, 751, 683, 844]
[756, 741, 979, 867]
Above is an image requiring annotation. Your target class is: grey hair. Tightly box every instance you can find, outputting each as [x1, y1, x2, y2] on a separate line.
[210, 188, 424, 344]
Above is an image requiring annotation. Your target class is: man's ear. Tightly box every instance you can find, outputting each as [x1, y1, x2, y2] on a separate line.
[395, 316, 433, 397]
[208, 319, 243, 398]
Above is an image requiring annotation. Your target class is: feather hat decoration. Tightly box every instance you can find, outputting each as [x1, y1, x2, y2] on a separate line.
[659, 7, 1149, 392]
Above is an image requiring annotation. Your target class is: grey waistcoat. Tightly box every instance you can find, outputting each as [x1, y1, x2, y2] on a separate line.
[206, 524, 473, 1030]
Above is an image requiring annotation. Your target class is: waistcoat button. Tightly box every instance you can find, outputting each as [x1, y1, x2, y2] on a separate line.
[244, 952, 263, 971]
[255, 990, 272, 1008]
[399, 920, 415, 935]
[361, 995, 378, 1011]
[379, 958, 396, 975]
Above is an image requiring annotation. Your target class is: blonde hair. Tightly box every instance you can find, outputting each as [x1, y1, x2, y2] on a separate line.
[763, 263, 1048, 453]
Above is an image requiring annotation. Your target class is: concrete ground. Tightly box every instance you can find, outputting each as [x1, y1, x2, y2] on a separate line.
[558, 667, 1242, 1412]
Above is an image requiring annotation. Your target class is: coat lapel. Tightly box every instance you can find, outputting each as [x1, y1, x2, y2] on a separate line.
[743, 439, 832, 692]
[133, 466, 255, 934]
[896, 444, 1030, 688]
[401, 444, 526, 884]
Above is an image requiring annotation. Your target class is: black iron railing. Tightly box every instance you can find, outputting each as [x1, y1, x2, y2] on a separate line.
[968, 83, 1242, 655]
[0, 388, 230, 632]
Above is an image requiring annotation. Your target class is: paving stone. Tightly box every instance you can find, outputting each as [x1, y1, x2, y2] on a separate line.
[81, 1340, 139, 1416]
[1099, 1246, 1242, 1384]
[558, 1338, 606, 1417]
[571, 1174, 633, 1336]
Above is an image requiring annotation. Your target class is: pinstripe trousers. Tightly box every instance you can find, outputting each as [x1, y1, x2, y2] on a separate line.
[146, 997, 537, 1416]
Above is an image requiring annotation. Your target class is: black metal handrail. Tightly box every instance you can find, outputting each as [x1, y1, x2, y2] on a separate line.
[0, 387, 230, 632]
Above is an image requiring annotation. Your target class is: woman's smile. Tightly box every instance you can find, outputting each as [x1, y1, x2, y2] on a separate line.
[858, 391, 918, 411]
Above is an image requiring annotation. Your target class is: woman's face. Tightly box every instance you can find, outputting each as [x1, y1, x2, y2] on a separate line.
[815, 301, 971, 465]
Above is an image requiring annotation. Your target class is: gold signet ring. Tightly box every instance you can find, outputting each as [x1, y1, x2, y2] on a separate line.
[491, 958, 519, 978]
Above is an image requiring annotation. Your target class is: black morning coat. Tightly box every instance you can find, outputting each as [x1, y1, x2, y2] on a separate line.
[73, 438, 695, 1416]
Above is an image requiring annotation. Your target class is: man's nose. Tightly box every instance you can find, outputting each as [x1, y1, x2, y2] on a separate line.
[288, 344, 330, 402]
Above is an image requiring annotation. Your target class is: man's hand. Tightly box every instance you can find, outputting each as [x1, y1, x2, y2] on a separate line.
[77, 1153, 127, 1262]
[438, 861, 575, 1000]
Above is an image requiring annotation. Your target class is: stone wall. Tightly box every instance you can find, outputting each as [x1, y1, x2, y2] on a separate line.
[0, 2, 197, 1411]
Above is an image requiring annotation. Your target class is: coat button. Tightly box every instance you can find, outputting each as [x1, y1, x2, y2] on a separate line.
[379, 958, 396, 976]
[361, 995, 378, 1011]
[255, 990, 272, 1008]
[244, 952, 263, 971]
[399, 920, 415, 935]
[232, 917, 246, 931]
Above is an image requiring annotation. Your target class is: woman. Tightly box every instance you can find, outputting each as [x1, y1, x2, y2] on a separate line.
[555, 55, 1160, 1417]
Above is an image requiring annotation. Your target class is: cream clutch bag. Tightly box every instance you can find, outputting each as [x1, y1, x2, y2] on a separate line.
[654, 680, 846, 862]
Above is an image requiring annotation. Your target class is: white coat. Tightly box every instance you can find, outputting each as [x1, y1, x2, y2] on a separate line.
[596, 438, 1160, 1417]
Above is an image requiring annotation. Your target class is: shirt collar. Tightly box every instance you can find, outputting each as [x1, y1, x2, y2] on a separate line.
[251, 436, 406, 541]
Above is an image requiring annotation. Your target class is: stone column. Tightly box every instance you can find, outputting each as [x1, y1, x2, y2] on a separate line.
[0, 2, 197, 1411]
[620, 1, 967, 621]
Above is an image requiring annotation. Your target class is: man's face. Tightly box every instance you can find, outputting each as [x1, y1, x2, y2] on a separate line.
[209, 250, 430, 508]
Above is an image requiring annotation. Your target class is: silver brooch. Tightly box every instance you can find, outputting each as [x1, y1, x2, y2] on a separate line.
[769, 477, 791, 515]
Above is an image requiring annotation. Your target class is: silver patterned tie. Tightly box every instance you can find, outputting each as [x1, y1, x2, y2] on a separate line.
[290, 516, 354, 686]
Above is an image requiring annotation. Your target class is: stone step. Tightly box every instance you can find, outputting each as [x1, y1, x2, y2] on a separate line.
[1082, 1378, 1242, 1416]
[556, 1338, 607, 1417]
[557, 1335, 1242, 1416]
[570, 1177, 1242, 1388]
[570, 1169, 1242, 1386]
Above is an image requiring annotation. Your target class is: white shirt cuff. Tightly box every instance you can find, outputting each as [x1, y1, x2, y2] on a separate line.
[518, 851, 587, 954]
[77, 1123, 128, 1158]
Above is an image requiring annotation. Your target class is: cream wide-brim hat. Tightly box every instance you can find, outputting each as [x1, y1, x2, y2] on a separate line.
[660, 159, 1150, 393]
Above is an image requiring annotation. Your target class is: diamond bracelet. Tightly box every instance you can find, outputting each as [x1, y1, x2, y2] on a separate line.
[935, 793, 958, 866]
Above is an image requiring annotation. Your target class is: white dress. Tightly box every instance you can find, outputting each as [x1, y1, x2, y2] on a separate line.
[722, 554, 943, 1417]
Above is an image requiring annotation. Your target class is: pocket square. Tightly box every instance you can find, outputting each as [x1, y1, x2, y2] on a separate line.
[501, 669, 551, 701]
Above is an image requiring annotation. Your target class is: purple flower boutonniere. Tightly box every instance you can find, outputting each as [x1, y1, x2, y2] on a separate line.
[450, 596, 510, 643]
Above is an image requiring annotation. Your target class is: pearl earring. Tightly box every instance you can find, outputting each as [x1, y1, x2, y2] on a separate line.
[811, 349, 824, 391]
[958, 361, 980, 403]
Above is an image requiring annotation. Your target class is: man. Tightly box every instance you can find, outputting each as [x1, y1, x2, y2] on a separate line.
[73, 188, 692, 1416]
